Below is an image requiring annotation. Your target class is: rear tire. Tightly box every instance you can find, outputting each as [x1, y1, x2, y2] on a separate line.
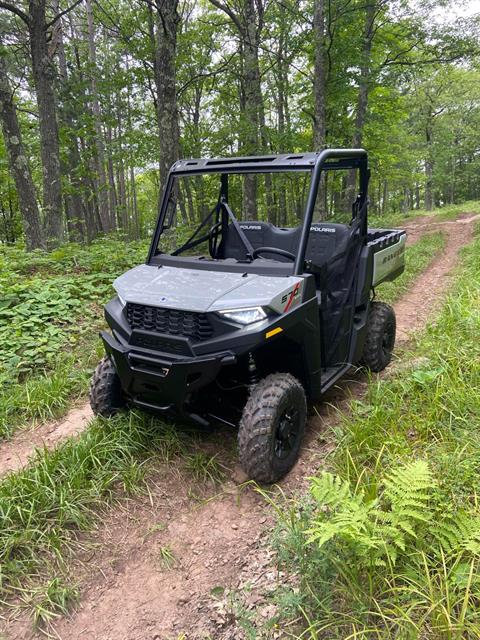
[361, 301, 396, 372]
[238, 373, 307, 484]
[89, 356, 126, 417]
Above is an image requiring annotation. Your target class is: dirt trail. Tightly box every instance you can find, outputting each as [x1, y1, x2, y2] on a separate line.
[395, 215, 477, 342]
[0, 404, 92, 478]
[1, 212, 478, 640]
[401, 211, 480, 246]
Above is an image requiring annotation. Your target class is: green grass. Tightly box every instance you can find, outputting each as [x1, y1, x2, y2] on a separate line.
[270, 227, 480, 638]
[0, 336, 102, 439]
[0, 407, 236, 625]
[377, 231, 445, 304]
[0, 412, 184, 602]
[158, 545, 176, 570]
[22, 578, 79, 629]
[184, 451, 228, 485]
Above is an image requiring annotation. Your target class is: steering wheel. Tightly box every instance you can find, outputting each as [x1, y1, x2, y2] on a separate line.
[252, 246, 296, 262]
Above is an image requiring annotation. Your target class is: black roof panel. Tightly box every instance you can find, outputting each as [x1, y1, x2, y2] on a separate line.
[171, 152, 320, 175]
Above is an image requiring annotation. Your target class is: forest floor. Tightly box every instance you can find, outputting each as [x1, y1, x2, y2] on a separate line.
[1, 210, 479, 640]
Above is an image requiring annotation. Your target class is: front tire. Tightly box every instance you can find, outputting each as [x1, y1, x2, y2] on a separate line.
[89, 356, 126, 417]
[361, 301, 396, 372]
[238, 373, 307, 484]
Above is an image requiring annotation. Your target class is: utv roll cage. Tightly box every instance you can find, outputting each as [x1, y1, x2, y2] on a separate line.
[92, 147, 406, 484]
[147, 148, 370, 273]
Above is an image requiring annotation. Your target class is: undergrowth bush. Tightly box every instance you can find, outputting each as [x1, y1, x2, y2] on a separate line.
[0, 237, 149, 436]
[0, 236, 148, 382]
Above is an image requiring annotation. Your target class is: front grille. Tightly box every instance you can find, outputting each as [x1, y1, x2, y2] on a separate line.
[126, 303, 213, 342]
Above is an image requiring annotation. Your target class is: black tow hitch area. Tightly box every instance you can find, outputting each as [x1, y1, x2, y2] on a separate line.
[101, 330, 236, 410]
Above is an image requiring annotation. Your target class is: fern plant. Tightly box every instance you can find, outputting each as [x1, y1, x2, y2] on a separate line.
[432, 511, 480, 555]
[305, 460, 478, 568]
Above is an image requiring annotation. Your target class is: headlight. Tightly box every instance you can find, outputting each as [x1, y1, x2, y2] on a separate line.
[218, 306, 268, 325]
[118, 294, 126, 307]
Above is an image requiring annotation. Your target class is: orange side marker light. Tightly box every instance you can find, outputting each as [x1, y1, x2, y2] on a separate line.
[266, 327, 283, 339]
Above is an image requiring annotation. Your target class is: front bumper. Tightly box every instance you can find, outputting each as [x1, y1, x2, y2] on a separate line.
[101, 331, 236, 412]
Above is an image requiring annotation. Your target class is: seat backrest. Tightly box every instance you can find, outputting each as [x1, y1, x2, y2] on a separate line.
[220, 220, 352, 269]
[219, 221, 268, 260]
[305, 223, 351, 267]
[220, 221, 302, 262]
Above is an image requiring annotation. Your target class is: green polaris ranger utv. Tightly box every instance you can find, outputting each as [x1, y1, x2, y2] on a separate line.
[90, 149, 406, 483]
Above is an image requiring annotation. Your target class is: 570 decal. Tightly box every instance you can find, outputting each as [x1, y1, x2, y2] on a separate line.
[282, 282, 301, 311]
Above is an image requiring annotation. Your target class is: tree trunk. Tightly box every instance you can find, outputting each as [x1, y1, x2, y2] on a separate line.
[424, 123, 434, 211]
[54, 9, 85, 242]
[345, 0, 376, 206]
[449, 155, 456, 204]
[106, 120, 118, 226]
[258, 100, 274, 222]
[153, 0, 180, 208]
[312, 0, 328, 219]
[382, 180, 388, 215]
[86, 0, 112, 232]
[211, 0, 265, 219]
[415, 183, 420, 209]
[28, 0, 63, 246]
[353, 1, 376, 148]
[240, 0, 263, 219]
[117, 156, 128, 229]
[0, 53, 45, 250]
[313, 0, 327, 151]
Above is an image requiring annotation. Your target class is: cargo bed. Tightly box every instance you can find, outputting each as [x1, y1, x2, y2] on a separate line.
[368, 228, 406, 286]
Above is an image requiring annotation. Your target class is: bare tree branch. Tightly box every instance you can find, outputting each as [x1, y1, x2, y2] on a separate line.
[208, 0, 243, 33]
[0, 1, 30, 25]
[177, 52, 236, 97]
[45, 0, 85, 30]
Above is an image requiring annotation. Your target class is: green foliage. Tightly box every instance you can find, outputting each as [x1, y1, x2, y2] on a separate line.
[2, 0, 480, 248]
[25, 578, 79, 629]
[184, 451, 227, 485]
[0, 236, 148, 438]
[0, 237, 148, 381]
[306, 461, 480, 570]
[0, 353, 91, 439]
[158, 545, 176, 570]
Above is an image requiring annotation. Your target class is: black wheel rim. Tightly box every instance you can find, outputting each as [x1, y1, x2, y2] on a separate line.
[382, 320, 395, 357]
[274, 406, 300, 460]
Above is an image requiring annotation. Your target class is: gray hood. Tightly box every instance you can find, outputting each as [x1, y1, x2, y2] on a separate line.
[114, 264, 303, 314]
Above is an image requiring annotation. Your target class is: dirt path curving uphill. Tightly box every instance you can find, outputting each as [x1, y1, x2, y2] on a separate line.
[395, 214, 477, 342]
[1, 211, 478, 640]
